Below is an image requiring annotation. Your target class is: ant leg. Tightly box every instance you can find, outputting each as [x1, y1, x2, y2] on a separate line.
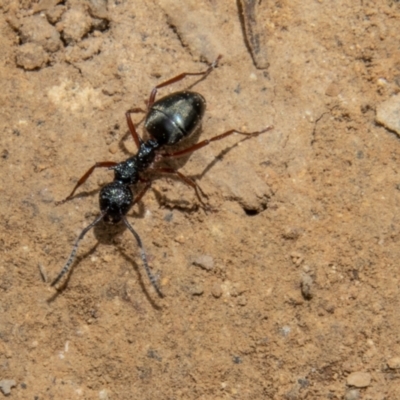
[57, 161, 118, 205]
[51, 210, 107, 287]
[161, 126, 274, 159]
[123, 180, 164, 297]
[122, 215, 164, 298]
[132, 180, 152, 205]
[149, 167, 207, 207]
[147, 55, 222, 109]
[125, 107, 146, 149]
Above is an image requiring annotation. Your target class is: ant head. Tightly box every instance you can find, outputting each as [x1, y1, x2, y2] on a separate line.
[99, 181, 133, 224]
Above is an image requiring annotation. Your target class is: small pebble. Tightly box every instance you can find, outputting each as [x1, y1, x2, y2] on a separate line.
[237, 296, 247, 306]
[232, 355, 242, 364]
[164, 212, 173, 222]
[344, 389, 360, 400]
[16, 43, 49, 70]
[108, 142, 118, 154]
[301, 274, 313, 300]
[211, 283, 222, 298]
[61, 8, 92, 43]
[46, 5, 65, 24]
[280, 326, 291, 337]
[290, 252, 304, 266]
[387, 356, 400, 369]
[98, 389, 110, 400]
[174, 234, 185, 244]
[19, 15, 62, 52]
[193, 255, 214, 271]
[346, 371, 371, 388]
[0, 380, 16, 396]
[376, 94, 400, 136]
[190, 284, 204, 296]
[325, 81, 341, 97]
[88, 0, 109, 19]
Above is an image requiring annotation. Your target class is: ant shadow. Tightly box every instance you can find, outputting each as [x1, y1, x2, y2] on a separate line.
[64, 124, 255, 213]
[118, 250, 162, 310]
[193, 134, 258, 180]
[47, 201, 163, 309]
[46, 243, 99, 303]
[149, 131, 256, 207]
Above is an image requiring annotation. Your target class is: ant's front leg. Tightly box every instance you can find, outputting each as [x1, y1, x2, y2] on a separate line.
[56, 161, 117, 205]
[125, 107, 146, 149]
[132, 179, 152, 206]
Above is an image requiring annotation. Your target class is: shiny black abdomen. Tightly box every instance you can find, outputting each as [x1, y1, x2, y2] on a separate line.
[145, 91, 206, 146]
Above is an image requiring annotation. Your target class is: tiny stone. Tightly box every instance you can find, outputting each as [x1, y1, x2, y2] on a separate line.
[190, 284, 204, 296]
[387, 356, 400, 369]
[18, 15, 61, 52]
[108, 142, 118, 154]
[298, 378, 309, 388]
[237, 296, 247, 306]
[232, 355, 242, 364]
[290, 252, 304, 266]
[346, 371, 371, 388]
[344, 389, 360, 400]
[301, 274, 313, 300]
[46, 5, 66, 24]
[98, 389, 110, 400]
[280, 326, 291, 337]
[211, 283, 222, 298]
[61, 8, 92, 43]
[16, 43, 49, 70]
[376, 94, 400, 136]
[88, 0, 109, 20]
[164, 212, 173, 222]
[325, 81, 341, 97]
[174, 235, 185, 244]
[0, 380, 16, 396]
[193, 254, 214, 271]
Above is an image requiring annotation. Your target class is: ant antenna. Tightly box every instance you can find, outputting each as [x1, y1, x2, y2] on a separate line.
[51, 210, 107, 287]
[121, 215, 164, 298]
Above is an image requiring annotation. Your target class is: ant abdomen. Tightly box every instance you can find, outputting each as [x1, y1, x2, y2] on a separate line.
[145, 91, 206, 146]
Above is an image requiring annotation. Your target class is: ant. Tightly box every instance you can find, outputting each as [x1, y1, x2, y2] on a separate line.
[51, 56, 273, 297]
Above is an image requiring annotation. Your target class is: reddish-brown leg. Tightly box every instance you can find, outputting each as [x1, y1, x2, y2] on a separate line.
[147, 55, 222, 109]
[132, 180, 152, 206]
[125, 107, 146, 149]
[161, 126, 274, 159]
[149, 167, 207, 207]
[57, 161, 118, 205]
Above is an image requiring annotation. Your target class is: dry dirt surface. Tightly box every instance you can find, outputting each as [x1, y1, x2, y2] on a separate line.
[1, 1, 400, 399]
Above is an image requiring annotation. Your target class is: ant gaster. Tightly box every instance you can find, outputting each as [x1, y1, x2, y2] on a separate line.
[51, 56, 273, 297]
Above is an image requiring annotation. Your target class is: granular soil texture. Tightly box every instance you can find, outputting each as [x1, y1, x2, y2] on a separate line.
[1, 1, 400, 399]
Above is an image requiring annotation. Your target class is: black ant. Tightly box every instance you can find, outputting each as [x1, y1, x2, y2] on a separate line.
[51, 56, 273, 297]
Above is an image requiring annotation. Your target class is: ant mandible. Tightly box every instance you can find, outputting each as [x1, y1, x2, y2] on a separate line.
[51, 56, 273, 297]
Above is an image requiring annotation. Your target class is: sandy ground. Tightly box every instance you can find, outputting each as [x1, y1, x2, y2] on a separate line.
[1, 1, 400, 399]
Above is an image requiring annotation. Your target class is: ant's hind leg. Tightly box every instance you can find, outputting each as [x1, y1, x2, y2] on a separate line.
[147, 55, 222, 109]
[161, 126, 274, 159]
[150, 167, 208, 209]
[56, 161, 117, 205]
